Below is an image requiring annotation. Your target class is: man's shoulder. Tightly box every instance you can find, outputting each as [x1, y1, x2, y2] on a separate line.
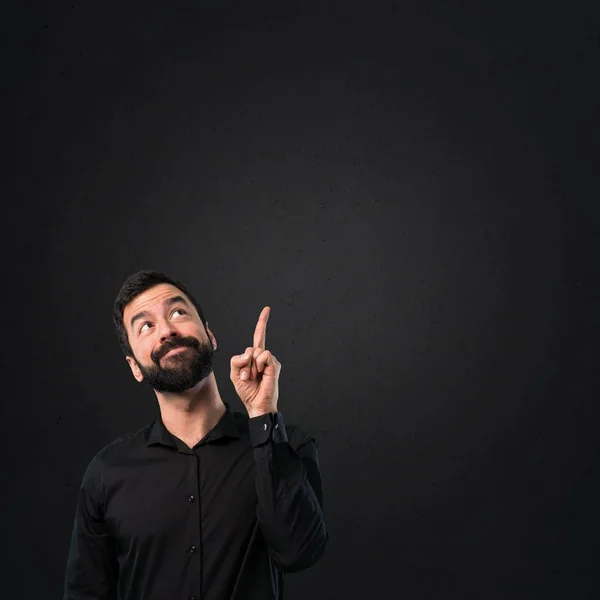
[77, 422, 154, 491]
[92, 421, 155, 465]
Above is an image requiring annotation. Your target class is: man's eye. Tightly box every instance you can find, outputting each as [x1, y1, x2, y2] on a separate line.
[140, 322, 151, 333]
[172, 309, 186, 317]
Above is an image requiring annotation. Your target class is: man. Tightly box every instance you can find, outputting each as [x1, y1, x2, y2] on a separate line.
[63, 270, 328, 600]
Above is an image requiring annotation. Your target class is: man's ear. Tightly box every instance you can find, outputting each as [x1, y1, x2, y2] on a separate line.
[206, 322, 218, 351]
[126, 356, 144, 383]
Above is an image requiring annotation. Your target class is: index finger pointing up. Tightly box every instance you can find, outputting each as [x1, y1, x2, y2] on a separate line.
[253, 306, 270, 349]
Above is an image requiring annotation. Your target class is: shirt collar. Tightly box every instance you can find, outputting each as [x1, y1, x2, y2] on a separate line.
[147, 401, 241, 448]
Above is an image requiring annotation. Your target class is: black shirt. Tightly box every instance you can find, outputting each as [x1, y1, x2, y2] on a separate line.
[63, 402, 328, 600]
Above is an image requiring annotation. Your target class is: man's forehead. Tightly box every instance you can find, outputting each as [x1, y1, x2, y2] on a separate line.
[124, 284, 189, 318]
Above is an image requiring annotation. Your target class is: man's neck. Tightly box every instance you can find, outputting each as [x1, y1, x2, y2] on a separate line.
[155, 373, 227, 448]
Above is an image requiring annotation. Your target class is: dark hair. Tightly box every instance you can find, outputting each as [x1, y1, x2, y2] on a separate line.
[113, 270, 208, 357]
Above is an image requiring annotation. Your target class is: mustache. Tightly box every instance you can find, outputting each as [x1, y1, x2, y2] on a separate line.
[152, 336, 201, 363]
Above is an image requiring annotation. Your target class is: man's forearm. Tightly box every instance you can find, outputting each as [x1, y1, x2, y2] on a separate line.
[249, 411, 329, 572]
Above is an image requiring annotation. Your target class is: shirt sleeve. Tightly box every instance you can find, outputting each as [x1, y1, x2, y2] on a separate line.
[248, 411, 329, 573]
[63, 455, 119, 600]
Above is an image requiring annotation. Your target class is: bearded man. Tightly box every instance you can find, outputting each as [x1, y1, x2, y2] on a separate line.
[63, 270, 328, 600]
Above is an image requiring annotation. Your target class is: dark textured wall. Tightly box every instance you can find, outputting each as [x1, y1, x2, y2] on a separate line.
[5, 1, 598, 598]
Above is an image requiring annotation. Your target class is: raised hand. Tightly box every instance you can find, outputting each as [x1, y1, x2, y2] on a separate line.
[230, 306, 281, 417]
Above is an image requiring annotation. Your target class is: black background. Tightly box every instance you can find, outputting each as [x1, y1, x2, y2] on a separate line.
[4, 1, 599, 598]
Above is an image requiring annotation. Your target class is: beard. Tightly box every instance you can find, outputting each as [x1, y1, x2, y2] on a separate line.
[135, 335, 216, 393]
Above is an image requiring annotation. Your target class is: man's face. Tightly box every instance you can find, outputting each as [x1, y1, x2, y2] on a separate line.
[122, 283, 216, 393]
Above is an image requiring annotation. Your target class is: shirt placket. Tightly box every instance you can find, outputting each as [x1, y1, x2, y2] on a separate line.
[186, 448, 202, 600]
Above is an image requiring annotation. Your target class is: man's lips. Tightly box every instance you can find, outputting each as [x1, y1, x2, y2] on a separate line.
[162, 346, 189, 358]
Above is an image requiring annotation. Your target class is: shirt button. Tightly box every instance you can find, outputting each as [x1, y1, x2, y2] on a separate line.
[188, 495, 195, 502]
[263, 423, 267, 430]
[189, 545, 197, 553]
[275, 423, 279, 429]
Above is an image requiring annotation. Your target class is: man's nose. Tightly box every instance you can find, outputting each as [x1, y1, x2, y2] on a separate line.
[157, 320, 179, 343]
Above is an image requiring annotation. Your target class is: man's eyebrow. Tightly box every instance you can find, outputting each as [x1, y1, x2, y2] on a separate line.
[164, 295, 190, 308]
[130, 310, 149, 331]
